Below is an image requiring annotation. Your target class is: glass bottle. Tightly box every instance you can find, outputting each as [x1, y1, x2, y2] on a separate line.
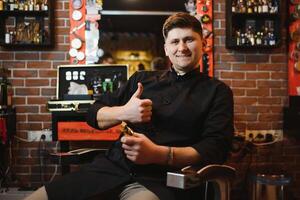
[0, 1, 3, 11]
[5, 28, 10, 44]
[232, 0, 237, 12]
[262, 0, 268, 13]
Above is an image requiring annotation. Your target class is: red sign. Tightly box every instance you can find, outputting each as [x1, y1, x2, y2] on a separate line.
[58, 122, 120, 141]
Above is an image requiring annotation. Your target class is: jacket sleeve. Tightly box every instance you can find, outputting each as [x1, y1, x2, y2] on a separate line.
[86, 72, 139, 129]
[191, 82, 234, 165]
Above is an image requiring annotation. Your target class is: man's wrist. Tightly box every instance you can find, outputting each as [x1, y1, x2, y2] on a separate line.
[166, 146, 174, 165]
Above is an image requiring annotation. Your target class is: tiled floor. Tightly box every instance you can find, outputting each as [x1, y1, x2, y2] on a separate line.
[0, 188, 34, 200]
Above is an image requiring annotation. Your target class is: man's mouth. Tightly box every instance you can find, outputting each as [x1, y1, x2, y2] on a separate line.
[176, 54, 191, 58]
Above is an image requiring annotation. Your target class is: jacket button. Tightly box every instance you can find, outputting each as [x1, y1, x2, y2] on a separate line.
[130, 172, 136, 177]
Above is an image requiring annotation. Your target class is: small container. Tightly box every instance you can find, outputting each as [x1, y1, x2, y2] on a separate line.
[0, 77, 12, 107]
[102, 78, 113, 93]
[252, 173, 291, 200]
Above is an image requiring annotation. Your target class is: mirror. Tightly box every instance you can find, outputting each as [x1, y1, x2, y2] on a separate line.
[99, 0, 187, 75]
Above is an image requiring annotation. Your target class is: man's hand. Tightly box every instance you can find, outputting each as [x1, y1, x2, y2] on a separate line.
[121, 133, 164, 165]
[121, 82, 152, 123]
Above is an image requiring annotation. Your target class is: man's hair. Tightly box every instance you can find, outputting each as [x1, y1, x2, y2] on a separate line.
[162, 12, 203, 40]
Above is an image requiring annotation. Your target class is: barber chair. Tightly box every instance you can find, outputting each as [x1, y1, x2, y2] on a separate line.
[167, 164, 236, 200]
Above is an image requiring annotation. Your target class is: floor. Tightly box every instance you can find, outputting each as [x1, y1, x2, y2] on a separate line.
[0, 188, 34, 200]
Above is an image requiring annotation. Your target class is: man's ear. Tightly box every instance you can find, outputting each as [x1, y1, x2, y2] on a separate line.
[164, 44, 169, 56]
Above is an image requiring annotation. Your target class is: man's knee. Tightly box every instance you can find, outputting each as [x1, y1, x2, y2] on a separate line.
[23, 186, 48, 200]
[124, 190, 160, 200]
[120, 182, 160, 200]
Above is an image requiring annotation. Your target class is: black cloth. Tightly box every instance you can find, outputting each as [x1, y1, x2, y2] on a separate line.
[45, 68, 234, 200]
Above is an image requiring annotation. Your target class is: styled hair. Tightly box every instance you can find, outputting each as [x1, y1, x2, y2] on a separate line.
[162, 12, 203, 40]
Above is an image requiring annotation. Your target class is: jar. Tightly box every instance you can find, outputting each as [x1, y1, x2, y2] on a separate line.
[0, 77, 12, 107]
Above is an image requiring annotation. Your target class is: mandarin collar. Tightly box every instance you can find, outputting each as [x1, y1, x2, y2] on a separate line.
[170, 66, 201, 81]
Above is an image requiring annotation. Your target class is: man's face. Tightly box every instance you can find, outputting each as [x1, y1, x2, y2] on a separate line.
[164, 28, 203, 75]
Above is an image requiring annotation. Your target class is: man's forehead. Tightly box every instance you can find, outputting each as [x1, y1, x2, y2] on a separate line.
[166, 28, 202, 40]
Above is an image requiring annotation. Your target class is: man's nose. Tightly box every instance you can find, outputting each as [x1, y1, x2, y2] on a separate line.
[178, 41, 188, 51]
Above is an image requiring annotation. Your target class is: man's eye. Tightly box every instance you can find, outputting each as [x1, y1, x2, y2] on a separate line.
[186, 38, 194, 43]
[171, 41, 179, 44]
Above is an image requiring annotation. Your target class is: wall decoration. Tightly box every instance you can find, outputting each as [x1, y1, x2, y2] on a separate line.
[289, 0, 300, 96]
[196, 0, 214, 77]
[69, 0, 103, 64]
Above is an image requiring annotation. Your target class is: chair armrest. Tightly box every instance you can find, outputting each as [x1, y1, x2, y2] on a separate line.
[167, 164, 236, 189]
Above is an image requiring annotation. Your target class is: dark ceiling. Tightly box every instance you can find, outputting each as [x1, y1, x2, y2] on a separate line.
[103, 0, 185, 12]
[100, 0, 186, 33]
[100, 15, 169, 33]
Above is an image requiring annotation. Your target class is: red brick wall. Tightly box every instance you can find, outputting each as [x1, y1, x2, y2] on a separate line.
[214, 0, 300, 199]
[0, 0, 69, 188]
[0, 0, 299, 199]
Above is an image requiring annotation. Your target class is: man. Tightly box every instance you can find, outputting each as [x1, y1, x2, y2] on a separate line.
[151, 57, 169, 71]
[25, 12, 233, 200]
[99, 52, 116, 64]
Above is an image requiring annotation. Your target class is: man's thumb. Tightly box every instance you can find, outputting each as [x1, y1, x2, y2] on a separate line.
[132, 82, 143, 98]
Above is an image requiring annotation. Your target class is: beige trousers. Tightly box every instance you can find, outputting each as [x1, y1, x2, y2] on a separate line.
[23, 182, 160, 200]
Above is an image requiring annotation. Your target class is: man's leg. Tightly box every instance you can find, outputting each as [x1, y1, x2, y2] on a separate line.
[23, 186, 48, 200]
[119, 182, 160, 200]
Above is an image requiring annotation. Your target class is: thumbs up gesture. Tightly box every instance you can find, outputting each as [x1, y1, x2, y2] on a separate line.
[122, 82, 152, 123]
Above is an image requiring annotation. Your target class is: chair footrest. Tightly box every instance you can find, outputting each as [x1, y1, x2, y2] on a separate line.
[167, 171, 202, 189]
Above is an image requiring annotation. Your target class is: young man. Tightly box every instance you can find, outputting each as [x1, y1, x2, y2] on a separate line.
[25, 12, 233, 200]
[151, 57, 169, 71]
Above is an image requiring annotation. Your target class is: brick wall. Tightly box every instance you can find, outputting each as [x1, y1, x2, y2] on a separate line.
[214, 0, 300, 199]
[0, 0, 70, 188]
[0, 0, 299, 199]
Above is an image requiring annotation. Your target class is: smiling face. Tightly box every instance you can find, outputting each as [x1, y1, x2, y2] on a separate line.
[164, 28, 203, 75]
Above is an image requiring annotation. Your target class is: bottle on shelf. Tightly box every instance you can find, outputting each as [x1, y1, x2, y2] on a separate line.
[262, 0, 269, 13]
[246, 0, 253, 13]
[41, 0, 48, 11]
[5, 28, 10, 44]
[0, 0, 3, 11]
[257, 0, 263, 13]
[103, 78, 113, 93]
[8, 0, 14, 11]
[28, 0, 34, 11]
[255, 32, 262, 45]
[253, 0, 258, 13]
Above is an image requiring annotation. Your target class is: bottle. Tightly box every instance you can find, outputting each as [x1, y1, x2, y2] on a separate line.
[42, 0, 48, 11]
[34, 0, 40, 11]
[5, 29, 10, 44]
[253, 0, 258, 13]
[258, 0, 263, 13]
[262, 0, 268, 13]
[92, 77, 102, 95]
[103, 78, 113, 93]
[256, 32, 262, 45]
[24, 0, 28, 10]
[8, 0, 14, 10]
[0, 1, 3, 11]
[247, 0, 253, 13]
[0, 76, 12, 107]
[236, 30, 241, 45]
[13, 0, 18, 10]
[269, 32, 276, 45]
[18, 0, 24, 10]
[273, 0, 278, 13]
[28, 0, 33, 11]
[240, 33, 245, 45]
[232, 0, 237, 12]
[9, 31, 14, 44]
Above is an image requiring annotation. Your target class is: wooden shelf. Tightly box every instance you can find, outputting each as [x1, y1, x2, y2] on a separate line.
[226, 0, 282, 49]
[0, 2, 54, 49]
